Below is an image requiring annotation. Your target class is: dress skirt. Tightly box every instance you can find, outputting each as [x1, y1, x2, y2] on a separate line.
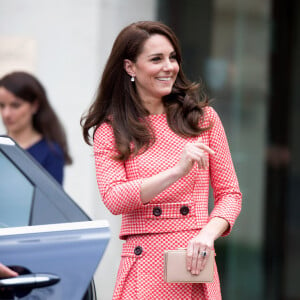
[112, 229, 222, 300]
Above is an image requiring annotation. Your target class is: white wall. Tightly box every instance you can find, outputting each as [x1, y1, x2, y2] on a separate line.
[0, 0, 157, 299]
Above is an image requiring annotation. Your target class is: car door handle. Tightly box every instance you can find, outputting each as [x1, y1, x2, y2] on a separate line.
[0, 273, 60, 289]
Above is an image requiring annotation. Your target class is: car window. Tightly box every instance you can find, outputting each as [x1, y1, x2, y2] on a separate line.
[0, 136, 90, 226]
[0, 151, 34, 228]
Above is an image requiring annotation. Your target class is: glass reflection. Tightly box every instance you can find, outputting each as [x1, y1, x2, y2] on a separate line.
[0, 151, 33, 227]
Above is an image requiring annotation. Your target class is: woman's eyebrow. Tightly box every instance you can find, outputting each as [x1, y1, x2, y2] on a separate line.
[147, 51, 176, 58]
[147, 53, 163, 57]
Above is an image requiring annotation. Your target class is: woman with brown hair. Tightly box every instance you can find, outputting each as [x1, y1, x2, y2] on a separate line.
[81, 21, 242, 299]
[0, 71, 72, 184]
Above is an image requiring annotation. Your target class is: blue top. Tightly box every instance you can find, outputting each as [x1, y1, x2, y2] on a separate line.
[26, 138, 64, 184]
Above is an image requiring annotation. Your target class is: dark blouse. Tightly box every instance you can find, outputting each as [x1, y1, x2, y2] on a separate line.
[26, 138, 64, 184]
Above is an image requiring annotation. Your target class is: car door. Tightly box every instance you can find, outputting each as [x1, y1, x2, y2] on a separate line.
[0, 220, 110, 300]
[0, 136, 110, 299]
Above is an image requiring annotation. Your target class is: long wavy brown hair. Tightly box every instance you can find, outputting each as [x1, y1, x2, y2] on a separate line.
[81, 21, 210, 161]
[0, 71, 72, 164]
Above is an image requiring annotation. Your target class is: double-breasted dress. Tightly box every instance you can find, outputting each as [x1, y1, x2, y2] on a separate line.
[94, 106, 242, 299]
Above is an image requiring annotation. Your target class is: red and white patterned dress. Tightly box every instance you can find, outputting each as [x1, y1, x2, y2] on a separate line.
[94, 106, 242, 299]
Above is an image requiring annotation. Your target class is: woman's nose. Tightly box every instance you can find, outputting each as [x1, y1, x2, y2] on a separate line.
[162, 59, 173, 71]
[1, 106, 11, 119]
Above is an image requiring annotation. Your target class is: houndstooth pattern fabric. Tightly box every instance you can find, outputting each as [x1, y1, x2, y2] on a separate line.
[113, 229, 222, 300]
[94, 106, 242, 239]
[93, 106, 241, 299]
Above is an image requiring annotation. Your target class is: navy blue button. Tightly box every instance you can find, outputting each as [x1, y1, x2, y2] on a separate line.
[134, 246, 143, 256]
[180, 205, 189, 215]
[153, 206, 162, 217]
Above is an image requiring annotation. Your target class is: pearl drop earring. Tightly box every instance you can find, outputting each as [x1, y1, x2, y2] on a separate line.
[131, 76, 135, 82]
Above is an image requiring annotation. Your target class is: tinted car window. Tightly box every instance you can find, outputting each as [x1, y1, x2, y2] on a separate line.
[0, 151, 34, 227]
[0, 136, 90, 226]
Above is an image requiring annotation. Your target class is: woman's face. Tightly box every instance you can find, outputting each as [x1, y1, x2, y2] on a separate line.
[0, 87, 37, 134]
[125, 34, 179, 110]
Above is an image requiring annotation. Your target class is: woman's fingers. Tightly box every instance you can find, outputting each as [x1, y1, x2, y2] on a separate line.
[0, 263, 18, 278]
[195, 141, 215, 156]
[186, 230, 214, 275]
[198, 249, 210, 272]
[177, 139, 214, 175]
[186, 247, 193, 271]
[188, 147, 209, 170]
[187, 247, 211, 275]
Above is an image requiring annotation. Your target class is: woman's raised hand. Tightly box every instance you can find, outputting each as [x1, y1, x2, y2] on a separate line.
[175, 138, 215, 177]
[140, 139, 214, 204]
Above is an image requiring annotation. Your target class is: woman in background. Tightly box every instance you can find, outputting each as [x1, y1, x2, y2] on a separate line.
[0, 71, 72, 184]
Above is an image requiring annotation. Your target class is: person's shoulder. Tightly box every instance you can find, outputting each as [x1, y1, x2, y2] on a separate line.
[202, 105, 218, 119]
[30, 138, 63, 164]
[94, 122, 113, 140]
[206, 104, 226, 123]
[94, 122, 115, 150]
[200, 105, 223, 131]
[45, 140, 64, 159]
[30, 138, 59, 154]
[199, 105, 216, 125]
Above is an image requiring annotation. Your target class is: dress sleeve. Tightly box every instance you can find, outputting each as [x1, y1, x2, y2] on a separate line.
[207, 107, 242, 236]
[93, 123, 144, 215]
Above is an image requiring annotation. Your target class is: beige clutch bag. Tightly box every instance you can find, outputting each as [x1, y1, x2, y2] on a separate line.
[164, 249, 215, 283]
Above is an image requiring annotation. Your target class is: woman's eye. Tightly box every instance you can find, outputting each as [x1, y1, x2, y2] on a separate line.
[151, 57, 161, 62]
[11, 103, 21, 109]
[170, 55, 177, 61]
